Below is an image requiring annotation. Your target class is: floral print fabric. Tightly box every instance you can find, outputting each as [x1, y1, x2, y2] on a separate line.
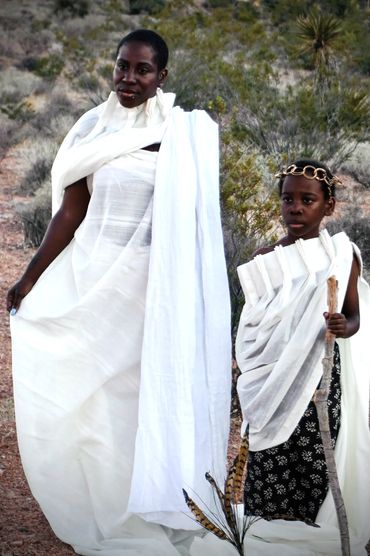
[244, 343, 341, 523]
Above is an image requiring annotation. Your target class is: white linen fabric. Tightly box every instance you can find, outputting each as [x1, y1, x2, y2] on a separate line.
[234, 230, 370, 555]
[236, 230, 353, 450]
[10, 90, 232, 554]
[51, 89, 176, 213]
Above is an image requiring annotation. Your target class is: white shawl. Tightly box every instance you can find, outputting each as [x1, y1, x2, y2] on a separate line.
[51, 90, 231, 527]
[236, 230, 356, 451]
[235, 231, 370, 553]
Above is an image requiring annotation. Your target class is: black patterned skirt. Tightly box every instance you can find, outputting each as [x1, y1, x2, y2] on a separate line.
[244, 343, 341, 523]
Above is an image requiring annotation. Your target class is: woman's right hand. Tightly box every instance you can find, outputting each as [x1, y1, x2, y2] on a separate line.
[7, 276, 35, 314]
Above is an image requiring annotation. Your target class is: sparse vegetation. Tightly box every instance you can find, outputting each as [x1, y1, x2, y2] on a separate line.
[54, 0, 90, 18]
[0, 0, 368, 319]
[129, 0, 165, 14]
[16, 183, 52, 247]
[327, 209, 370, 281]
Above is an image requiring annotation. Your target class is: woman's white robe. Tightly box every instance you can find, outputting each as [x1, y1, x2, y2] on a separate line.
[10, 91, 232, 555]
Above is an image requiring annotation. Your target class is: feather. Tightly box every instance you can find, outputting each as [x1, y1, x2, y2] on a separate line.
[182, 489, 228, 540]
[205, 471, 225, 505]
[225, 433, 249, 507]
[232, 434, 249, 502]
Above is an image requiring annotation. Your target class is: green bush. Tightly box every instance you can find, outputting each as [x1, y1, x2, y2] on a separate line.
[54, 0, 90, 17]
[31, 54, 65, 80]
[205, 0, 232, 7]
[0, 99, 34, 122]
[220, 144, 280, 336]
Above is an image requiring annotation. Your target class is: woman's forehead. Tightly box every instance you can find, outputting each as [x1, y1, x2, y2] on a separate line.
[117, 41, 156, 61]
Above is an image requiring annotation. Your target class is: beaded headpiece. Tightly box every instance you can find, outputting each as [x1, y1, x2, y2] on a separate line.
[275, 164, 342, 199]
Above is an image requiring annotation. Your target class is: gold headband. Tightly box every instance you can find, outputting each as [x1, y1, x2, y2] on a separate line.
[275, 164, 341, 199]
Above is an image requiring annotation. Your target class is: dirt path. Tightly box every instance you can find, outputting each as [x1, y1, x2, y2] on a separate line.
[0, 153, 74, 555]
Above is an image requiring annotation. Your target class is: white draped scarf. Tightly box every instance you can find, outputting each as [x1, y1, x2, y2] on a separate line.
[234, 231, 370, 554]
[236, 230, 354, 451]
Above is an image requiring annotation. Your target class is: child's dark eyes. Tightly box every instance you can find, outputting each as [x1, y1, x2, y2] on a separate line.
[281, 196, 315, 204]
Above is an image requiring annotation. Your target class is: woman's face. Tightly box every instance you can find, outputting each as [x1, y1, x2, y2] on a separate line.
[113, 41, 167, 108]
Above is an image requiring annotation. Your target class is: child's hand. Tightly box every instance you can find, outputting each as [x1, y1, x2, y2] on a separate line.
[323, 312, 348, 338]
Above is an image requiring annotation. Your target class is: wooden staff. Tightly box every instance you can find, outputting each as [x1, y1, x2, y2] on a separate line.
[313, 276, 350, 556]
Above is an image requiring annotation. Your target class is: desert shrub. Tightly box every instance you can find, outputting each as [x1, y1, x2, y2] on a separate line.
[0, 70, 36, 122]
[0, 30, 23, 58]
[19, 157, 53, 196]
[0, 116, 18, 161]
[31, 54, 65, 80]
[54, 0, 90, 18]
[18, 57, 40, 72]
[232, 66, 370, 169]
[352, 20, 370, 76]
[341, 143, 370, 188]
[77, 73, 100, 91]
[30, 92, 81, 140]
[61, 14, 106, 38]
[0, 68, 42, 103]
[235, 2, 259, 23]
[16, 182, 51, 247]
[18, 27, 55, 56]
[167, 51, 242, 111]
[129, 0, 165, 14]
[220, 144, 280, 336]
[326, 209, 370, 280]
[75, 72, 111, 106]
[97, 62, 115, 80]
[0, 99, 34, 122]
[18, 139, 59, 196]
[205, 0, 232, 7]
[262, 0, 310, 25]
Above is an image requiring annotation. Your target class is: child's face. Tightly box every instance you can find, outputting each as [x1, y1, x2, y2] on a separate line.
[281, 175, 335, 242]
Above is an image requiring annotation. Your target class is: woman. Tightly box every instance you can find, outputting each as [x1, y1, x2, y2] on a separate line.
[7, 30, 231, 555]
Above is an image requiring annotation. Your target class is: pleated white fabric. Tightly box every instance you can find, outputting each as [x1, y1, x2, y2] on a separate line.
[233, 230, 370, 555]
[236, 230, 354, 450]
[10, 91, 232, 555]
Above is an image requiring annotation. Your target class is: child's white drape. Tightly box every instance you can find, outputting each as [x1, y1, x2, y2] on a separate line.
[235, 231, 370, 555]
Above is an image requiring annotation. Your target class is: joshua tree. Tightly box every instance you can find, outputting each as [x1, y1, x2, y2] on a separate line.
[296, 8, 342, 92]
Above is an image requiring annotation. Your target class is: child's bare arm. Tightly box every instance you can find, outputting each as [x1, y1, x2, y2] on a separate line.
[324, 255, 360, 338]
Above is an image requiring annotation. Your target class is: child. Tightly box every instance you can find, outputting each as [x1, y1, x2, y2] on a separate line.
[235, 160, 370, 550]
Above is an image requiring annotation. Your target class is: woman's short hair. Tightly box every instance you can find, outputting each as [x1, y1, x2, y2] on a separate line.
[116, 29, 169, 71]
